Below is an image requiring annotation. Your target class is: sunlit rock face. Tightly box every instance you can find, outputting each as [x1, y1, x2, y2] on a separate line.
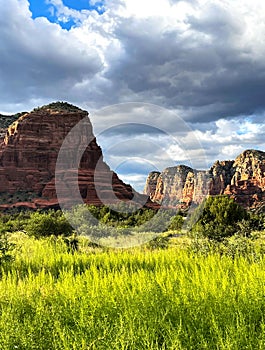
[0, 102, 156, 210]
[224, 150, 265, 208]
[144, 149, 265, 209]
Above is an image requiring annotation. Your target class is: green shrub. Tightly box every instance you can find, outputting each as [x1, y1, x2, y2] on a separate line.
[168, 214, 184, 231]
[190, 195, 248, 241]
[0, 234, 14, 265]
[188, 234, 265, 260]
[33, 101, 82, 113]
[25, 211, 73, 238]
[137, 209, 173, 232]
[145, 235, 169, 250]
[188, 237, 217, 256]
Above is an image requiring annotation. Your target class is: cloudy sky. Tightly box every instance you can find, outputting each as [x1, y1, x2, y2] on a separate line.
[1, 0, 265, 191]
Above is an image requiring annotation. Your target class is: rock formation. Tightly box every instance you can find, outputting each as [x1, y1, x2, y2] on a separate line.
[224, 150, 265, 208]
[0, 102, 154, 210]
[144, 149, 265, 209]
[144, 171, 160, 200]
[1, 102, 264, 211]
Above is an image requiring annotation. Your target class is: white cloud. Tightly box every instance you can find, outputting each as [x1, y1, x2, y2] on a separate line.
[181, 117, 265, 167]
[46, 0, 89, 23]
[0, 0, 104, 110]
[220, 145, 245, 159]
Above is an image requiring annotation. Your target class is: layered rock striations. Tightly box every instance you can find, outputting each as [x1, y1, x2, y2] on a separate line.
[224, 150, 265, 208]
[144, 171, 161, 201]
[144, 150, 265, 209]
[0, 102, 153, 210]
[150, 166, 193, 206]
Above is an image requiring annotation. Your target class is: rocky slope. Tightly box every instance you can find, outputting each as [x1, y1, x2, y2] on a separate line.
[0, 102, 154, 210]
[144, 150, 265, 209]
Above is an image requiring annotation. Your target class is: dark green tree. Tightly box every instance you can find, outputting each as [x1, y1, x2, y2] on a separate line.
[168, 214, 184, 231]
[25, 210, 73, 238]
[0, 233, 14, 265]
[190, 195, 248, 241]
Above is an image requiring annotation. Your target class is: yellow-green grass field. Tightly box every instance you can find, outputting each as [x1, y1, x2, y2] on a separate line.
[1, 233, 265, 349]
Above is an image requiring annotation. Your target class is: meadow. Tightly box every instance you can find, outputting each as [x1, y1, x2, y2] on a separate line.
[1, 233, 265, 349]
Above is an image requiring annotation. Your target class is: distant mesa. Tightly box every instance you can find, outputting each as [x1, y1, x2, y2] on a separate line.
[144, 149, 265, 210]
[0, 101, 156, 210]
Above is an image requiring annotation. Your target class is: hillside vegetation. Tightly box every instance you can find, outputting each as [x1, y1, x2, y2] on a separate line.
[0, 112, 26, 129]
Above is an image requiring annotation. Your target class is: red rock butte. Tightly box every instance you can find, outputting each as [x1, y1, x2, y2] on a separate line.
[0, 102, 156, 210]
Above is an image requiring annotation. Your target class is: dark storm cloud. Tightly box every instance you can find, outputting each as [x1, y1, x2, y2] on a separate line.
[90, 103, 194, 137]
[103, 2, 265, 122]
[96, 123, 166, 137]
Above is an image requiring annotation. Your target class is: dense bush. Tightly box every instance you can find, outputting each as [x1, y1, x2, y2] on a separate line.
[145, 235, 170, 250]
[66, 204, 160, 229]
[190, 195, 249, 241]
[33, 101, 82, 112]
[0, 233, 14, 265]
[137, 209, 173, 232]
[188, 234, 265, 260]
[0, 212, 30, 233]
[168, 213, 184, 231]
[64, 204, 99, 229]
[25, 211, 73, 238]
[0, 199, 264, 244]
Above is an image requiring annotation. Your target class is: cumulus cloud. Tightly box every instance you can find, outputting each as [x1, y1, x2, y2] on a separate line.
[181, 117, 265, 167]
[0, 0, 103, 111]
[113, 1, 265, 120]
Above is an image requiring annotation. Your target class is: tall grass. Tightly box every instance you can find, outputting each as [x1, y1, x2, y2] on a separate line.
[1, 233, 265, 349]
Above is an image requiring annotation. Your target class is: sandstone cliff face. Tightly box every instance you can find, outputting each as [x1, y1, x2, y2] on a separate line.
[224, 150, 265, 208]
[209, 160, 235, 195]
[183, 170, 210, 205]
[155, 166, 193, 205]
[144, 165, 194, 206]
[0, 103, 152, 210]
[143, 171, 160, 200]
[0, 108, 89, 195]
[144, 150, 265, 209]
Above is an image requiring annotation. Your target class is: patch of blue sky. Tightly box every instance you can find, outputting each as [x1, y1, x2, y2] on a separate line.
[236, 117, 253, 136]
[29, 0, 52, 20]
[237, 129, 247, 135]
[28, 0, 105, 30]
[62, 0, 105, 13]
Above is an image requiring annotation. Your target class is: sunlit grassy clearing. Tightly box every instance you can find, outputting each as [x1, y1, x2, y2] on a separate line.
[0, 234, 265, 349]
